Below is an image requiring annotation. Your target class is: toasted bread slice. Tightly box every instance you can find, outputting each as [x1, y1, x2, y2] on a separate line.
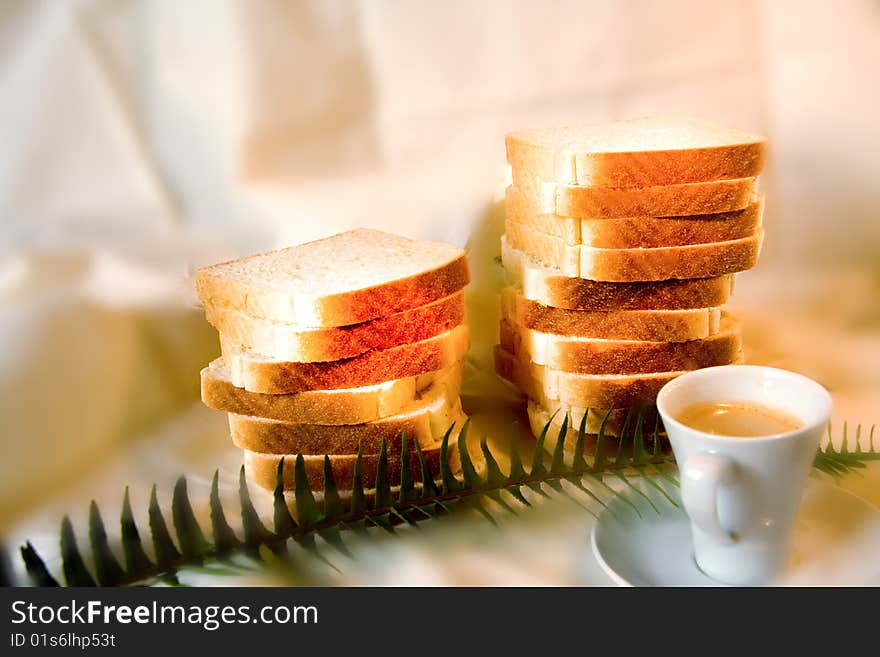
[502, 242, 734, 311]
[519, 177, 757, 218]
[504, 228, 762, 281]
[201, 359, 463, 425]
[506, 186, 764, 248]
[205, 290, 465, 362]
[501, 288, 721, 341]
[506, 117, 767, 188]
[494, 345, 744, 408]
[243, 415, 465, 491]
[223, 324, 469, 394]
[196, 229, 469, 327]
[500, 314, 741, 374]
[229, 387, 462, 455]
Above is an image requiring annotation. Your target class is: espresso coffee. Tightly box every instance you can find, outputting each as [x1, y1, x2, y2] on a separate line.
[676, 400, 804, 437]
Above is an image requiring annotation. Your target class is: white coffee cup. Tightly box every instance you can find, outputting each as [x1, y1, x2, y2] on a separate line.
[656, 365, 832, 586]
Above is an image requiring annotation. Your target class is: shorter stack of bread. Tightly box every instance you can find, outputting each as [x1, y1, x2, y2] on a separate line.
[495, 117, 767, 449]
[196, 229, 470, 493]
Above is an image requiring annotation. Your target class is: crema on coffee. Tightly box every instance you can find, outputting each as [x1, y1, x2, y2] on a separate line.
[676, 401, 804, 437]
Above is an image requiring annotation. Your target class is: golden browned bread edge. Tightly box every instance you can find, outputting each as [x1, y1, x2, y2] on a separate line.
[506, 227, 763, 281]
[228, 395, 462, 455]
[506, 186, 764, 248]
[196, 251, 470, 327]
[205, 291, 465, 362]
[224, 324, 470, 394]
[506, 131, 766, 188]
[499, 315, 742, 374]
[494, 344, 689, 407]
[201, 360, 463, 424]
[501, 240, 734, 310]
[511, 177, 758, 218]
[502, 288, 721, 341]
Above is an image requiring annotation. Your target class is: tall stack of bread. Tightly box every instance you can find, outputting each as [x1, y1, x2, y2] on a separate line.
[196, 229, 470, 493]
[495, 118, 767, 447]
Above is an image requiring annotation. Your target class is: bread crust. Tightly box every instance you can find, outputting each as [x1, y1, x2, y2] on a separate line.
[499, 316, 742, 374]
[503, 242, 733, 310]
[573, 143, 765, 187]
[494, 345, 688, 407]
[196, 235, 470, 327]
[224, 325, 470, 394]
[201, 360, 463, 424]
[505, 228, 763, 281]
[229, 394, 461, 455]
[205, 291, 465, 362]
[506, 186, 764, 248]
[516, 177, 759, 219]
[502, 288, 721, 341]
[506, 119, 767, 188]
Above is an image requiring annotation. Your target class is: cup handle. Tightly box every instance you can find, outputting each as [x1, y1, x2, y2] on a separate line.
[680, 453, 736, 545]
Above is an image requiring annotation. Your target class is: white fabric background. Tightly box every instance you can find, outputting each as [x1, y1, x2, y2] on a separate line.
[1, 0, 879, 532]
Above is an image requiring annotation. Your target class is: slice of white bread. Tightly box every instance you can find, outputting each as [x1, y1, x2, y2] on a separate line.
[243, 415, 466, 491]
[196, 229, 470, 327]
[506, 117, 767, 188]
[506, 185, 764, 248]
[499, 314, 741, 374]
[503, 229, 762, 282]
[205, 290, 465, 362]
[494, 344, 743, 408]
[502, 288, 721, 341]
[201, 359, 463, 425]
[502, 242, 734, 311]
[229, 386, 462, 455]
[526, 401, 664, 449]
[520, 177, 757, 218]
[223, 324, 470, 394]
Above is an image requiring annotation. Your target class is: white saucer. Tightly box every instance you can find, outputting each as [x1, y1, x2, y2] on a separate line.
[590, 477, 880, 586]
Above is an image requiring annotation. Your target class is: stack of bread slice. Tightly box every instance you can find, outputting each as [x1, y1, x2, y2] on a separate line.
[495, 117, 767, 448]
[196, 229, 470, 493]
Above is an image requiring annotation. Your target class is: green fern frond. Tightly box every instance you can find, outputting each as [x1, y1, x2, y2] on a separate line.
[88, 501, 126, 586]
[813, 423, 880, 476]
[209, 473, 242, 554]
[121, 486, 154, 573]
[19, 542, 58, 586]
[172, 477, 212, 561]
[148, 484, 182, 571]
[16, 416, 879, 586]
[60, 515, 96, 586]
